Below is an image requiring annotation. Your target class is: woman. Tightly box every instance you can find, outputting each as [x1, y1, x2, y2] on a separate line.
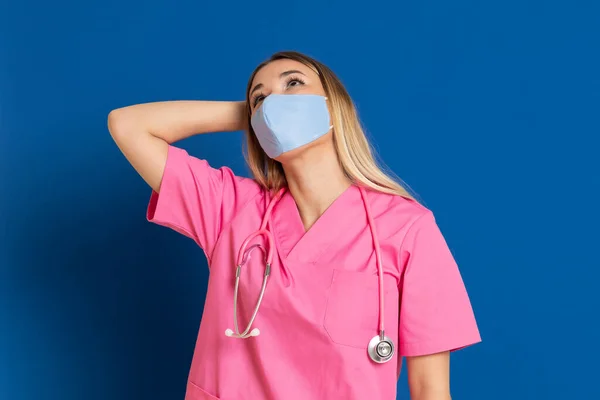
[108, 51, 481, 400]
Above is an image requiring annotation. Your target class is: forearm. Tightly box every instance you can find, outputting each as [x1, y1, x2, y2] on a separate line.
[108, 100, 246, 144]
[411, 390, 451, 400]
[406, 352, 451, 400]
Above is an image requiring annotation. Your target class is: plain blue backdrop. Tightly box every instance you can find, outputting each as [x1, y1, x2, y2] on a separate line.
[1, 0, 598, 399]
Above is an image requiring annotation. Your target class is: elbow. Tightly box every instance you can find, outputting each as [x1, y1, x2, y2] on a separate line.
[107, 108, 122, 138]
[107, 107, 135, 139]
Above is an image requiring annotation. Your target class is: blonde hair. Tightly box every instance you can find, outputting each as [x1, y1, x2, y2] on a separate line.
[243, 51, 418, 202]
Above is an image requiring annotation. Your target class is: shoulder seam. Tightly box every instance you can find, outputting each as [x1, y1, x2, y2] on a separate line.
[397, 209, 433, 254]
[207, 184, 264, 261]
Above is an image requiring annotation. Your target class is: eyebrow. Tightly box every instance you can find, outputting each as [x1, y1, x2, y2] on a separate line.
[250, 70, 307, 97]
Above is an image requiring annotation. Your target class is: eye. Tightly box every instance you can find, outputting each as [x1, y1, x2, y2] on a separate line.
[252, 93, 265, 107]
[285, 75, 306, 89]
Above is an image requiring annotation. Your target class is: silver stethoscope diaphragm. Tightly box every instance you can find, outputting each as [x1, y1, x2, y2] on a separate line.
[226, 186, 396, 364]
[368, 332, 395, 363]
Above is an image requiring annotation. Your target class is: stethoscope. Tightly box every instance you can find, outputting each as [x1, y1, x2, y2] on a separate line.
[224, 186, 395, 364]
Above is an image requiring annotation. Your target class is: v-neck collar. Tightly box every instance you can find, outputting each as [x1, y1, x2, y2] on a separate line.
[271, 184, 362, 264]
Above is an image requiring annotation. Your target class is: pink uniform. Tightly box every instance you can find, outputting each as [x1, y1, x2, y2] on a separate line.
[147, 145, 481, 400]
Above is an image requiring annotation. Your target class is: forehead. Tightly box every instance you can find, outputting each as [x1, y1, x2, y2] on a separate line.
[251, 59, 318, 87]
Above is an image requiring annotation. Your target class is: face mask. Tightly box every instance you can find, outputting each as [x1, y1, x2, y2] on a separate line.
[250, 94, 333, 158]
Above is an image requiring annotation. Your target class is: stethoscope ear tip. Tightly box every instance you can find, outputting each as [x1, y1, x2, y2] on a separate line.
[224, 328, 260, 338]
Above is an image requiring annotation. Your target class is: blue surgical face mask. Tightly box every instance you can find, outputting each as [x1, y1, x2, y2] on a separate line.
[250, 94, 333, 158]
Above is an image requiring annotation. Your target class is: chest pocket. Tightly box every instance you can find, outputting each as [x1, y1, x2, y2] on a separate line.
[323, 269, 399, 349]
[186, 381, 219, 399]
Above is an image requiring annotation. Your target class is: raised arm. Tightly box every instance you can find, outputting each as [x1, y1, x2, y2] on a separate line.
[107, 100, 246, 192]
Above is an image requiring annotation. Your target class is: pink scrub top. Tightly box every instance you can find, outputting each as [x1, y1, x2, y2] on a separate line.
[147, 145, 481, 400]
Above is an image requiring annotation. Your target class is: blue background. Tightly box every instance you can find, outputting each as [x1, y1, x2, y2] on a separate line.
[1, 0, 598, 399]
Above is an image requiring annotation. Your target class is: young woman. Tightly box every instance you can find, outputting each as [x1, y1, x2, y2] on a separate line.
[108, 51, 481, 400]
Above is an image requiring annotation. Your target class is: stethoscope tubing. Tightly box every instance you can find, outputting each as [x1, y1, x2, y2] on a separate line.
[360, 186, 386, 338]
[227, 185, 394, 362]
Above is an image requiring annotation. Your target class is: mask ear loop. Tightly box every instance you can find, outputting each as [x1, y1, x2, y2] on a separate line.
[323, 96, 334, 131]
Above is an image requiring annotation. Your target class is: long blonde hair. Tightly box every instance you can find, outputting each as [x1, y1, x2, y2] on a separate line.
[243, 51, 418, 202]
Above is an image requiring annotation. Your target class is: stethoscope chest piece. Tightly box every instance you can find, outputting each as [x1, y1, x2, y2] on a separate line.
[368, 334, 395, 364]
[227, 186, 397, 364]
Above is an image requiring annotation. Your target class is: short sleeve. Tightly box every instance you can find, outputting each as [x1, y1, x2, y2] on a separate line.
[146, 145, 259, 261]
[398, 211, 481, 357]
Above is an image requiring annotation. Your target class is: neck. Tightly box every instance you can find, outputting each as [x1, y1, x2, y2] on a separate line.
[282, 142, 352, 231]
